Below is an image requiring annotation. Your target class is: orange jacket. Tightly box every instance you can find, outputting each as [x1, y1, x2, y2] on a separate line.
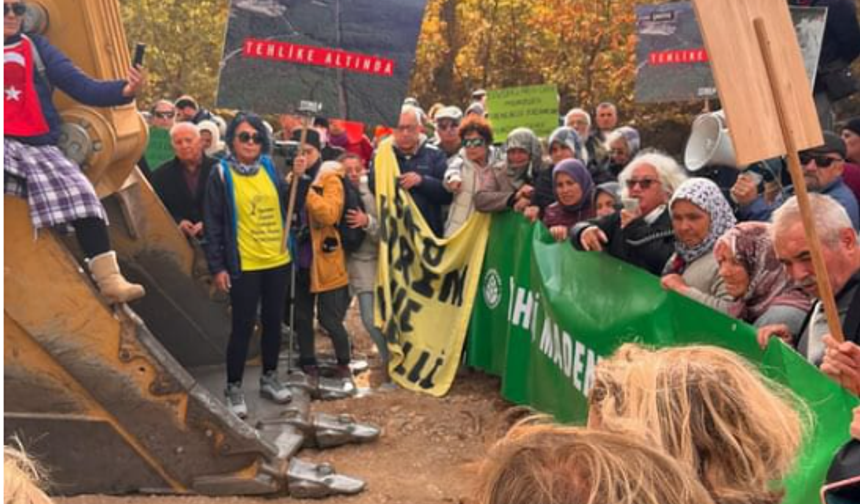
[305, 168, 349, 293]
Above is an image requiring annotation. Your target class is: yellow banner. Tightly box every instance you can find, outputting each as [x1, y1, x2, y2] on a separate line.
[374, 139, 491, 396]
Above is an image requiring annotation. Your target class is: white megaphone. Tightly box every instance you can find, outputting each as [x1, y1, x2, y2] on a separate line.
[684, 110, 737, 171]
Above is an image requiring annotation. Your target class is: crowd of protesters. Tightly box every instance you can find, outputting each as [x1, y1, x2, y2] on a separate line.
[6, 0, 860, 499]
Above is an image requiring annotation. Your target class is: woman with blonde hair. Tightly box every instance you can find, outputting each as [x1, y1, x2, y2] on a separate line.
[5, 444, 53, 504]
[589, 344, 808, 504]
[474, 423, 717, 504]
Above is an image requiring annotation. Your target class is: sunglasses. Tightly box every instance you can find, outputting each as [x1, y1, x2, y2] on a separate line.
[153, 111, 175, 119]
[4, 2, 26, 16]
[462, 138, 486, 148]
[625, 178, 658, 190]
[799, 152, 840, 168]
[237, 132, 263, 145]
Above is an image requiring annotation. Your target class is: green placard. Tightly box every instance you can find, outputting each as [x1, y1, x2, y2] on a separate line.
[468, 212, 859, 504]
[486, 84, 559, 143]
[145, 127, 174, 171]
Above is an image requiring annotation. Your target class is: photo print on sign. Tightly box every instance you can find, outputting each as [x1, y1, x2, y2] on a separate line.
[216, 0, 429, 126]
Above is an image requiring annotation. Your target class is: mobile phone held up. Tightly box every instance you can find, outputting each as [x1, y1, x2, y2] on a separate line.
[132, 43, 146, 68]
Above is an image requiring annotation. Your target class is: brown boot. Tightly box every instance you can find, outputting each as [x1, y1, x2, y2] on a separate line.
[87, 251, 145, 304]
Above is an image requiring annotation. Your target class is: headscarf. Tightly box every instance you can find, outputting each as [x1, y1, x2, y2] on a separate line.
[714, 222, 812, 321]
[593, 181, 621, 208]
[615, 126, 641, 154]
[552, 159, 594, 213]
[504, 127, 542, 188]
[197, 120, 225, 157]
[669, 178, 737, 264]
[548, 127, 584, 161]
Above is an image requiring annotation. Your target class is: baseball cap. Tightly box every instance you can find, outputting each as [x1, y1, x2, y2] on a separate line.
[435, 106, 463, 122]
[802, 131, 847, 159]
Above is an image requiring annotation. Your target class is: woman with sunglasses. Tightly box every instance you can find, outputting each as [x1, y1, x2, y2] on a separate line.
[443, 115, 496, 237]
[203, 113, 300, 418]
[572, 151, 687, 276]
[4, 0, 146, 303]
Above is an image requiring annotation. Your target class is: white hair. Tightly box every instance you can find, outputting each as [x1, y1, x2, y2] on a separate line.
[618, 150, 688, 199]
[773, 194, 854, 248]
[169, 121, 199, 139]
[565, 108, 591, 127]
[400, 104, 425, 125]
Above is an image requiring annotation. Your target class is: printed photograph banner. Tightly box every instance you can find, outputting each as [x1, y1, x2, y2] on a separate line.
[486, 84, 559, 143]
[635, 2, 826, 103]
[373, 139, 490, 396]
[469, 212, 858, 504]
[216, 0, 428, 126]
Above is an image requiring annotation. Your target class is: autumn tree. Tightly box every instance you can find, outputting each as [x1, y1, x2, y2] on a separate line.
[121, 0, 230, 110]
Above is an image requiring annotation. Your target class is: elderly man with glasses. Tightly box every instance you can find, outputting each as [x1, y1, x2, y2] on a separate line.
[731, 132, 859, 229]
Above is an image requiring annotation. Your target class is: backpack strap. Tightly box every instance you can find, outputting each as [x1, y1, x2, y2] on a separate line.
[21, 34, 48, 89]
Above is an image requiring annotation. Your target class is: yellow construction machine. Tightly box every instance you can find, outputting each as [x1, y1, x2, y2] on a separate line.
[4, 0, 377, 497]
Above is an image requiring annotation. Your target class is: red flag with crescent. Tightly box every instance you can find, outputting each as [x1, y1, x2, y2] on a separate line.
[4, 36, 50, 137]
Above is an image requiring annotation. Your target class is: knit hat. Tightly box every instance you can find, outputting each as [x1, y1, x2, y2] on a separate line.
[291, 128, 322, 153]
[842, 118, 860, 138]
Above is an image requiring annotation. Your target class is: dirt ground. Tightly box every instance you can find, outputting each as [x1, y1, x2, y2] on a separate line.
[55, 305, 520, 504]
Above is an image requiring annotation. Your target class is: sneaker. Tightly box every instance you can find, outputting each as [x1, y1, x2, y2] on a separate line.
[260, 370, 293, 404]
[224, 382, 248, 419]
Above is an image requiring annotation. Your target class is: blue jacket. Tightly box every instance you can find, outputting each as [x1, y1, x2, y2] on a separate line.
[738, 178, 860, 229]
[5, 33, 132, 146]
[203, 156, 291, 278]
[369, 139, 453, 236]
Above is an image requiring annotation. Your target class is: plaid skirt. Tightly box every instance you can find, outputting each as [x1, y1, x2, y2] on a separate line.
[4, 138, 107, 230]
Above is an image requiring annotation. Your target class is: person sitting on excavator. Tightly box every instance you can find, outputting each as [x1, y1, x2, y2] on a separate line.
[4, 0, 146, 303]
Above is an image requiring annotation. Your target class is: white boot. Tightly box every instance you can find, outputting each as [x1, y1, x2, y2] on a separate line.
[87, 251, 145, 304]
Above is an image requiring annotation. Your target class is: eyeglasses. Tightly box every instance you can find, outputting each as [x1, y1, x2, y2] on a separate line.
[4, 2, 26, 16]
[237, 132, 263, 145]
[437, 120, 459, 131]
[799, 152, 841, 168]
[153, 111, 175, 119]
[462, 138, 486, 148]
[625, 178, 659, 190]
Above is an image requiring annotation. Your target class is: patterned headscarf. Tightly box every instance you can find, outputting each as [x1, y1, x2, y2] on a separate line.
[669, 178, 737, 264]
[553, 159, 594, 213]
[504, 127, 543, 187]
[714, 223, 812, 322]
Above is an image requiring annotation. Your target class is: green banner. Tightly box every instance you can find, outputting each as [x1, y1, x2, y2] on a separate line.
[145, 127, 174, 171]
[468, 212, 859, 504]
[486, 84, 559, 142]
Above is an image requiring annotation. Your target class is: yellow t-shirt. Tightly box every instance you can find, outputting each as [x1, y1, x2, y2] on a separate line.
[232, 168, 290, 271]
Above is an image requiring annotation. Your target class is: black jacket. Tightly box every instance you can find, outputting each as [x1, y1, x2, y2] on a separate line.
[571, 207, 675, 276]
[152, 155, 217, 225]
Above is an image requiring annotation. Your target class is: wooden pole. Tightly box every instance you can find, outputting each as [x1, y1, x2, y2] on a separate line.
[282, 116, 310, 253]
[753, 18, 845, 343]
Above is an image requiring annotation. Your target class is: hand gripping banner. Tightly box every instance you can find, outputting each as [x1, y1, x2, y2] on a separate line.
[373, 139, 490, 396]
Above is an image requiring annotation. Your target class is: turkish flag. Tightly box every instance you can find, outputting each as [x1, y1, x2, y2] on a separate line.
[4, 36, 50, 137]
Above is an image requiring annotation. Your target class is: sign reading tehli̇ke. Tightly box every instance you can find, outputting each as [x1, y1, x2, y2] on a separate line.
[216, 0, 428, 126]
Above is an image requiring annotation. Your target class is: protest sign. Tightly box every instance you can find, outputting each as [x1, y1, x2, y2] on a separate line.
[486, 85, 559, 143]
[635, 2, 826, 104]
[144, 127, 174, 171]
[469, 212, 859, 504]
[691, 0, 822, 165]
[216, 0, 428, 126]
[373, 138, 490, 396]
